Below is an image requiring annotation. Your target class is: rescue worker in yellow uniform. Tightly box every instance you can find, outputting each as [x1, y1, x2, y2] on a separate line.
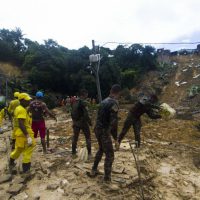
[0, 107, 5, 128]
[9, 93, 36, 173]
[0, 106, 7, 134]
[8, 92, 20, 148]
[0, 95, 8, 133]
[8, 92, 20, 117]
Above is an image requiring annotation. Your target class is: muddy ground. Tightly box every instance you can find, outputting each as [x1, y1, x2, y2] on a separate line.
[0, 107, 200, 200]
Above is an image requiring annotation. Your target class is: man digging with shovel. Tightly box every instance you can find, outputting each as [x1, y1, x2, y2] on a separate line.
[118, 93, 161, 148]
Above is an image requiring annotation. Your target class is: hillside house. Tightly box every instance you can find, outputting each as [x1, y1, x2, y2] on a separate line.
[157, 48, 171, 64]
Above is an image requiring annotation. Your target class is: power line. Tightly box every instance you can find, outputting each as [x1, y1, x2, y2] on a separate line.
[98, 41, 200, 47]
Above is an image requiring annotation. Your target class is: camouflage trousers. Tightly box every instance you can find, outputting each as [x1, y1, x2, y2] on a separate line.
[72, 122, 91, 155]
[92, 128, 114, 180]
[118, 112, 142, 147]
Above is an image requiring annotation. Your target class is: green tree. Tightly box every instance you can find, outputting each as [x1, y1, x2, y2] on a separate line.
[0, 28, 25, 64]
[121, 69, 138, 89]
[0, 27, 159, 99]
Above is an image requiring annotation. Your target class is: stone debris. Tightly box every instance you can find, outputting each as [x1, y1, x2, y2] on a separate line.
[0, 192, 11, 200]
[46, 184, 59, 191]
[73, 188, 85, 195]
[7, 183, 24, 195]
[112, 166, 125, 174]
[113, 177, 126, 184]
[12, 177, 26, 184]
[0, 174, 12, 184]
[12, 191, 28, 200]
[60, 179, 69, 188]
[119, 142, 130, 150]
[175, 81, 180, 87]
[193, 74, 200, 78]
[180, 81, 187, 85]
[33, 195, 40, 200]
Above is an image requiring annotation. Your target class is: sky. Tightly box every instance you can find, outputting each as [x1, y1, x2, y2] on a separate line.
[0, 0, 200, 50]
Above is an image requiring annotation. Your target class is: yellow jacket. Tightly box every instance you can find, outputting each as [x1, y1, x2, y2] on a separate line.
[0, 108, 5, 126]
[13, 105, 34, 137]
[8, 99, 20, 116]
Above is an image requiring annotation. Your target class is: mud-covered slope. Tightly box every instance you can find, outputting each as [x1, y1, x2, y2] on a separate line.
[0, 62, 22, 77]
[161, 55, 200, 109]
[134, 54, 200, 119]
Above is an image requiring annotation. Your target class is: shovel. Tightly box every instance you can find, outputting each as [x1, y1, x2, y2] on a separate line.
[46, 117, 58, 148]
[129, 141, 145, 200]
[46, 128, 50, 148]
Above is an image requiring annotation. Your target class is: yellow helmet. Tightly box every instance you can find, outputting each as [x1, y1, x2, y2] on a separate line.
[18, 93, 32, 101]
[14, 92, 20, 98]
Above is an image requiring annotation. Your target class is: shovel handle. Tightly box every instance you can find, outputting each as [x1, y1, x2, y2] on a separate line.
[46, 128, 50, 148]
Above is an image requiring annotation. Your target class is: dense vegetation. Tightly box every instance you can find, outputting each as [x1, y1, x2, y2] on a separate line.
[0, 28, 158, 99]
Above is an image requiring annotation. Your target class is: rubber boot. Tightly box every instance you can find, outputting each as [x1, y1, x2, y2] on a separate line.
[135, 140, 140, 148]
[86, 169, 99, 178]
[9, 158, 16, 174]
[22, 162, 31, 173]
[9, 158, 16, 168]
[71, 147, 77, 158]
[72, 143, 77, 155]
[11, 139, 16, 150]
[104, 176, 111, 183]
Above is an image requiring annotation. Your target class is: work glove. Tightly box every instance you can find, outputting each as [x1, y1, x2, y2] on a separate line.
[27, 136, 33, 146]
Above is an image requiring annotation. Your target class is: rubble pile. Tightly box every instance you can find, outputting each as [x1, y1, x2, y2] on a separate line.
[0, 106, 200, 199]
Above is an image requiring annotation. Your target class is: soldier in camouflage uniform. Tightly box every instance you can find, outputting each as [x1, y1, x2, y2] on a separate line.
[87, 84, 121, 183]
[71, 89, 92, 158]
[118, 94, 161, 148]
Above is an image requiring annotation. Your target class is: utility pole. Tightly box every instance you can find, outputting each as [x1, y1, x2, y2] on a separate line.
[0, 73, 8, 106]
[92, 40, 95, 53]
[90, 40, 102, 103]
